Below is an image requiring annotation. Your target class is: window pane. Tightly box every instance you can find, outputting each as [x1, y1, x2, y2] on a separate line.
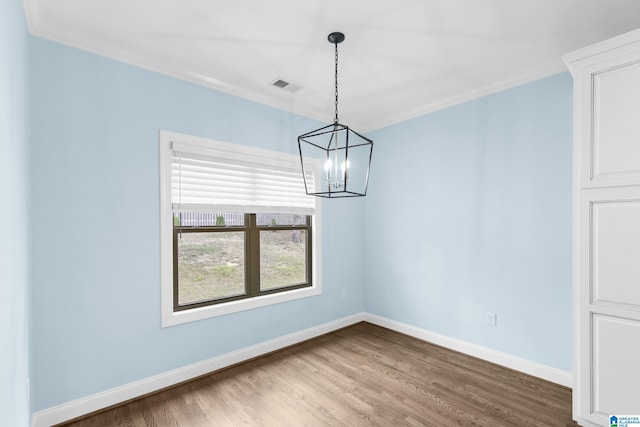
[173, 212, 245, 227]
[260, 230, 307, 290]
[177, 231, 245, 305]
[256, 213, 307, 226]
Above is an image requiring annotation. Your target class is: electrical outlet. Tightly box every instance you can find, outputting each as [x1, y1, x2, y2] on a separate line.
[487, 312, 497, 326]
[341, 289, 348, 300]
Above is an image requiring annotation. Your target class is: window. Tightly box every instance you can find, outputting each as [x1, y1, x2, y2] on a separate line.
[173, 213, 312, 309]
[160, 131, 321, 326]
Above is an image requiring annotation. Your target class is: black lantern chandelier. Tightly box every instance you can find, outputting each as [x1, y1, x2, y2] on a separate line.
[298, 32, 373, 198]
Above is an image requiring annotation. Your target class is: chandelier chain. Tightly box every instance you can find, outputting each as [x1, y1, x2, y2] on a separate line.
[334, 41, 339, 124]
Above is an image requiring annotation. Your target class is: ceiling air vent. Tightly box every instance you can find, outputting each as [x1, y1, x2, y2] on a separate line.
[270, 78, 302, 93]
[272, 79, 289, 88]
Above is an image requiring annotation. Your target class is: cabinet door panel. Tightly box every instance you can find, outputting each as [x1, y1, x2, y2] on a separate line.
[592, 314, 640, 415]
[591, 200, 640, 310]
[592, 62, 640, 183]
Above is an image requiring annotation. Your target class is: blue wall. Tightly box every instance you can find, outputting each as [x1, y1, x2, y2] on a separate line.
[29, 38, 365, 411]
[27, 33, 574, 414]
[0, 0, 31, 425]
[364, 73, 573, 371]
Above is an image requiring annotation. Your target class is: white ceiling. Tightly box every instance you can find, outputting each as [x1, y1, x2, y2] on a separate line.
[24, 0, 640, 131]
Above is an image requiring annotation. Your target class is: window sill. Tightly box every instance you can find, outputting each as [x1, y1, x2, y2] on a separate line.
[161, 285, 321, 327]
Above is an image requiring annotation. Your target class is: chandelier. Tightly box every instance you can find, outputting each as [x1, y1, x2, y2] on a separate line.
[298, 32, 373, 198]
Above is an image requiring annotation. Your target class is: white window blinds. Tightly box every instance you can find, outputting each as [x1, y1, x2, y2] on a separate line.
[171, 140, 316, 215]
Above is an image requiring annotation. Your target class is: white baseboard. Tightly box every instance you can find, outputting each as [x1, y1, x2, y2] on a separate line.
[33, 312, 572, 426]
[31, 313, 366, 427]
[363, 313, 573, 388]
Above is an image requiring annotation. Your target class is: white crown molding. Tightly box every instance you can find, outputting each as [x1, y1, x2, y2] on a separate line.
[22, 0, 42, 34]
[563, 28, 640, 74]
[25, 3, 572, 134]
[26, 17, 329, 126]
[363, 59, 568, 132]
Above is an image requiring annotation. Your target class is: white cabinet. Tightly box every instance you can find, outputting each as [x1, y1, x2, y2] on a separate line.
[564, 29, 640, 427]
[591, 63, 640, 185]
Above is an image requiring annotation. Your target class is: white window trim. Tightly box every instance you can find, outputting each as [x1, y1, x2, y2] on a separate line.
[159, 130, 322, 327]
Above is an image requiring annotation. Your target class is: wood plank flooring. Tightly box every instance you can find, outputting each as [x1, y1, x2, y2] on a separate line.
[59, 322, 579, 426]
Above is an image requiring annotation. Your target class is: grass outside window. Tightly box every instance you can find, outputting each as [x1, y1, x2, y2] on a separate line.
[173, 213, 311, 311]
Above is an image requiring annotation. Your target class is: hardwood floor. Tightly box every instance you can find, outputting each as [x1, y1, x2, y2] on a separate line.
[59, 322, 579, 426]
